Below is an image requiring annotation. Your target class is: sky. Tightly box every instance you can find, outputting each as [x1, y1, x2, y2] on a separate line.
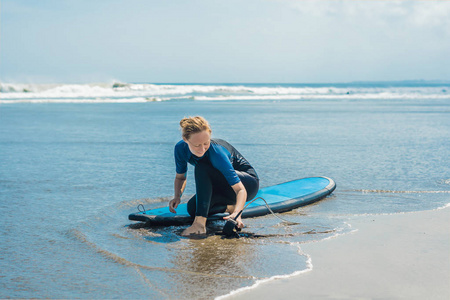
[1, 0, 450, 83]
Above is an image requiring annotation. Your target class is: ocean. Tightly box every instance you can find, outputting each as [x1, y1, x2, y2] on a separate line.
[1, 82, 449, 299]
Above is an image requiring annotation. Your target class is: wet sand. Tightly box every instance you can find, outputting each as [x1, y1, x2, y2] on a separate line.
[223, 206, 450, 300]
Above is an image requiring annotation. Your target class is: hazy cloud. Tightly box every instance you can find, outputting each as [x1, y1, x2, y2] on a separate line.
[2, 0, 449, 82]
[283, 0, 450, 33]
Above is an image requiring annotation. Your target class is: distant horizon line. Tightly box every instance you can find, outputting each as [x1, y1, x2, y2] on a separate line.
[133, 79, 450, 85]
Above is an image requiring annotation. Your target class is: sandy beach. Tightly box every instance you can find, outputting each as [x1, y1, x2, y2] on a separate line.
[224, 206, 450, 300]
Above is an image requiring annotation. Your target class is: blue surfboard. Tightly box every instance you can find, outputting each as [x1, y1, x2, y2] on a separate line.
[128, 176, 336, 225]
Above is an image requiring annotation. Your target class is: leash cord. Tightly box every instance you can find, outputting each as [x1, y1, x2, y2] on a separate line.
[136, 197, 301, 224]
[137, 204, 146, 214]
[242, 197, 301, 225]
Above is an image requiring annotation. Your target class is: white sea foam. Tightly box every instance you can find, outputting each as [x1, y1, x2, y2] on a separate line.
[193, 93, 450, 101]
[338, 203, 450, 218]
[215, 245, 313, 300]
[0, 97, 161, 104]
[215, 225, 355, 300]
[1, 82, 449, 103]
[357, 189, 450, 194]
[443, 179, 450, 185]
[435, 202, 450, 210]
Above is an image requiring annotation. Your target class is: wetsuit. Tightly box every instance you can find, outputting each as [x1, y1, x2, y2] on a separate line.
[174, 138, 259, 218]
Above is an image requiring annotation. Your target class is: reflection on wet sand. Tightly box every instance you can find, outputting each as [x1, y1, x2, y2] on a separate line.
[121, 207, 344, 299]
[168, 235, 256, 299]
[173, 235, 254, 278]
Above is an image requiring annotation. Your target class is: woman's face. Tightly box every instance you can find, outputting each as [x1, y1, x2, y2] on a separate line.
[185, 130, 211, 157]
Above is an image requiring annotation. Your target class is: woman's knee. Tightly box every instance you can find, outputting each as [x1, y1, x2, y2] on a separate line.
[237, 172, 259, 201]
[246, 179, 259, 200]
[187, 195, 196, 217]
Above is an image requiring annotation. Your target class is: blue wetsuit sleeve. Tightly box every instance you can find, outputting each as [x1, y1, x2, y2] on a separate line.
[174, 141, 188, 174]
[209, 144, 241, 186]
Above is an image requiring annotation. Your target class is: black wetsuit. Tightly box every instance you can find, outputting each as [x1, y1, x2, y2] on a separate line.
[174, 138, 259, 218]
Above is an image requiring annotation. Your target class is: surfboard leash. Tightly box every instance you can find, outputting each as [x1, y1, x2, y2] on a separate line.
[137, 204, 147, 214]
[222, 196, 301, 238]
[246, 197, 301, 225]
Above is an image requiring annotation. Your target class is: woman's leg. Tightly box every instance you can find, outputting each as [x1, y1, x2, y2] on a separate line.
[182, 160, 217, 236]
[186, 160, 215, 218]
[211, 171, 259, 214]
[187, 165, 259, 218]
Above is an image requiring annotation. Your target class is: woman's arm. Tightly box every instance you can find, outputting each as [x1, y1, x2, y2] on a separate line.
[224, 181, 247, 228]
[169, 173, 186, 213]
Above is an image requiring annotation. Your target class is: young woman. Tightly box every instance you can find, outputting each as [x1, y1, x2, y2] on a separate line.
[169, 116, 259, 236]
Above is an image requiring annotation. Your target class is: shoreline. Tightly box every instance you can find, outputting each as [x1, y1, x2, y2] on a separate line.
[221, 206, 450, 300]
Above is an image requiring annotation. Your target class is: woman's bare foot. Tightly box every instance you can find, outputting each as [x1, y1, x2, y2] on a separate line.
[182, 216, 207, 236]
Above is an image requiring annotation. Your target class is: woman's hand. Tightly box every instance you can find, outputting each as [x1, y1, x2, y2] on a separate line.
[223, 212, 244, 229]
[170, 173, 186, 213]
[169, 197, 180, 213]
[225, 181, 247, 229]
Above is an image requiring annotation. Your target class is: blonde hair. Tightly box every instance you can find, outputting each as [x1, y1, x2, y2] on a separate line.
[180, 116, 212, 140]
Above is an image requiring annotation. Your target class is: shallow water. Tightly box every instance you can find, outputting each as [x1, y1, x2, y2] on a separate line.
[1, 85, 449, 298]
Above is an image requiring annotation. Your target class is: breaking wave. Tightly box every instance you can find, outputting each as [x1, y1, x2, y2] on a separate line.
[1, 82, 449, 103]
